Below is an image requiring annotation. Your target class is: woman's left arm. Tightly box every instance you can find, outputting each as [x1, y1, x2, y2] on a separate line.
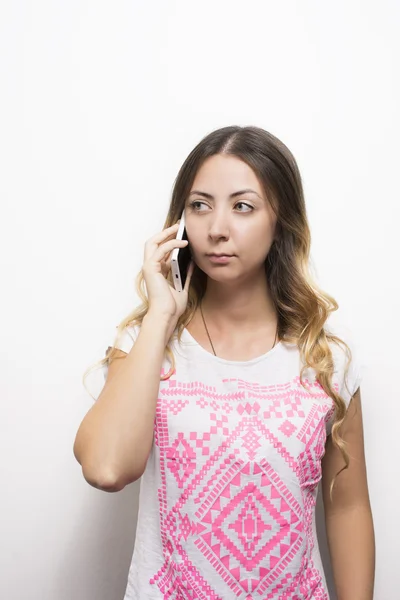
[321, 387, 375, 600]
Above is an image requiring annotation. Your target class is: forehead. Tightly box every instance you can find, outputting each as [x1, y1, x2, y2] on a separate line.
[191, 155, 264, 197]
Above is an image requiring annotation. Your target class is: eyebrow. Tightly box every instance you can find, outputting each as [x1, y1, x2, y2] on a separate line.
[188, 188, 262, 200]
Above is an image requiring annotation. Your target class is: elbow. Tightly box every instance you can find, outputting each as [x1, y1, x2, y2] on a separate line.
[82, 468, 126, 493]
[73, 446, 121, 492]
[77, 458, 145, 492]
[73, 436, 147, 491]
[84, 470, 144, 492]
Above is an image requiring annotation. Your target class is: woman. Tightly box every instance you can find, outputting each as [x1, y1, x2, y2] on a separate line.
[74, 125, 375, 599]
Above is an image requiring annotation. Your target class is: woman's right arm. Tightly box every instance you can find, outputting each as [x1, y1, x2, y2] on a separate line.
[73, 220, 194, 492]
[73, 311, 173, 492]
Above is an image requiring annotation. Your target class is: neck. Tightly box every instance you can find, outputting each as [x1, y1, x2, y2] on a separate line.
[200, 275, 277, 333]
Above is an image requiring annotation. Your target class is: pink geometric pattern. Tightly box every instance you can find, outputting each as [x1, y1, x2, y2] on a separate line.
[166, 432, 197, 488]
[279, 420, 296, 437]
[146, 371, 339, 599]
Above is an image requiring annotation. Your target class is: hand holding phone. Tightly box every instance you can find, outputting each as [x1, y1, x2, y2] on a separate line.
[141, 219, 194, 328]
[171, 211, 192, 292]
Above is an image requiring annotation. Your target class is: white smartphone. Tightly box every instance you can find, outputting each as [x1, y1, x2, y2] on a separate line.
[171, 211, 191, 292]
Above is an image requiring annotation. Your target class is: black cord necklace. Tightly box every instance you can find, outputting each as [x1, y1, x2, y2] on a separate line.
[199, 299, 278, 357]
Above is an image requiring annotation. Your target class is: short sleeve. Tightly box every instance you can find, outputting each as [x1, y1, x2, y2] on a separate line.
[86, 324, 141, 402]
[102, 323, 141, 380]
[326, 330, 367, 435]
[106, 324, 141, 355]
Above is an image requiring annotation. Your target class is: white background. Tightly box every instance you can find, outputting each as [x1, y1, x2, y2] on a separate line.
[1, 1, 398, 598]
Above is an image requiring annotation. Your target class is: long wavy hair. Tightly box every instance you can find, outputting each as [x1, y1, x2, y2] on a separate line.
[83, 125, 353, 502]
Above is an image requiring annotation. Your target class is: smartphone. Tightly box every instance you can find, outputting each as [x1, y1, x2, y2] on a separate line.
[171, 211, 191, 292]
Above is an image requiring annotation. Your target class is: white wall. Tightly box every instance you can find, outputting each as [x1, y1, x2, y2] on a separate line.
[1, 1, 398, 598]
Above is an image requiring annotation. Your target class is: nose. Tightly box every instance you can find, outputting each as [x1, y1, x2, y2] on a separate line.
[207, 209, 230, 242]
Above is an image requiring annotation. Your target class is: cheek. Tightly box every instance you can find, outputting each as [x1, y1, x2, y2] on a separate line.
[237, 224, 270, 245]
[186, 229, 201, 254]
[237, 225, 274, 260]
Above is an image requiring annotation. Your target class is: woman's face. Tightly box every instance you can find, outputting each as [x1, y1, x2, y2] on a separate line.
[184, 154, 277, 284]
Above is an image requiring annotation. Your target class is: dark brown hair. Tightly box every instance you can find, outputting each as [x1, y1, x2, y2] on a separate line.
[84, 125, 353, 501]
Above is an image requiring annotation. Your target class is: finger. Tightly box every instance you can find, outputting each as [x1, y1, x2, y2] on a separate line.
[150, 222, 180, 245]
[144, 222, 181, 261]
[160, 253, 172, 277]
[160, 259, 171, 279]
[153, 238, 188, 263]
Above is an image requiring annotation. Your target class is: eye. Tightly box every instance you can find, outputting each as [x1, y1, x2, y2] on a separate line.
[188, 200, 207, 211]
[188, 200, 254, 212]
[235, 202, 254, 212]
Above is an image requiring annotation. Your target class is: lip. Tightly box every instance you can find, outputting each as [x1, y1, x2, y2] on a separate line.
[207, 254, 234, 264]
